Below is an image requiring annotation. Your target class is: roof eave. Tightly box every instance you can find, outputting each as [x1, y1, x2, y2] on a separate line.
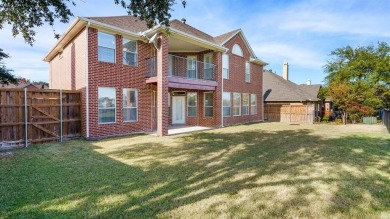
[142, 26, 228, 52]
[250, 57, 268, 66]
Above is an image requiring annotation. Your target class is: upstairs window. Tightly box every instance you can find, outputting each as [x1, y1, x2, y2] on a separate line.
[222, 54, 229, 79]
[245, 61, 251, 83]
[232, 44, 243, 57]
[98, 32, 116, 63]
[123, 38, 137, 66]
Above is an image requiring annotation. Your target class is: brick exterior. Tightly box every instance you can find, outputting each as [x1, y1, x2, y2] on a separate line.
[220, 33, 263, 126]
[49, 26, 264, 138]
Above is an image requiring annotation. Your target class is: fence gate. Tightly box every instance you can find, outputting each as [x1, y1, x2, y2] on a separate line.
[0, 88, 81, 149]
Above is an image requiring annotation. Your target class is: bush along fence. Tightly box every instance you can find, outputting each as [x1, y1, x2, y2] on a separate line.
[383, 109, 390, 132]
[0, 88, 81, 149]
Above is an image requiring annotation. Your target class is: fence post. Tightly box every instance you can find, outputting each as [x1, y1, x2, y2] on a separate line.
[24, 88, 28, 148]
[60, 89, 63, 142]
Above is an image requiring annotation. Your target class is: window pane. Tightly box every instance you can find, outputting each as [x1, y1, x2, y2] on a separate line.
[223, 92, 231, 106]
[205, 107, 213, 117]
[99, 88, 116, 108]
[98, 47, 115, 63]
[243, 94, 249, 105]
[204, 93, 213, 107]
[99, 109, 115, 123]
[187, 93, 197, 106]
[223, 107, 231, 117]
[123, 39, 137, 52]
[123, 89, 137, 107]
[123, 52, 137, 66]
[123, 108, 137, 121]
[232, 44, 243, 56]
[188, 107, 196, 117]
[98, 32, 115, 49]
[243, 106, 249, 115]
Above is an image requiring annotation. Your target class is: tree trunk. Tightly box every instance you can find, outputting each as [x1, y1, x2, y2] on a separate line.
[342, 111, 348, 125]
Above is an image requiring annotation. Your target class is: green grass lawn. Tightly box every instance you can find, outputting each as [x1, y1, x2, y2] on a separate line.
[1, 123, 389, 218]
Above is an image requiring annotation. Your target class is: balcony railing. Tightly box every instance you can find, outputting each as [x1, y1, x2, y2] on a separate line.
[146, 54, 216, 81]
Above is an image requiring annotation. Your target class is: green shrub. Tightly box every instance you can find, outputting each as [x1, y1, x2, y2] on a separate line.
[322, 115, 329, 123]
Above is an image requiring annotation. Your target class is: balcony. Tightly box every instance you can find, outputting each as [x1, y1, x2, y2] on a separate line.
[145, 55, 218, 90]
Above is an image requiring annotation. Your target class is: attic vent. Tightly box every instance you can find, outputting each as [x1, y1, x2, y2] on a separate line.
[181, 18, 186, 24]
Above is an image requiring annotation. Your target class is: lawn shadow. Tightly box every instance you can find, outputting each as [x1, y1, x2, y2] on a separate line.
[1, 126, 389, 218]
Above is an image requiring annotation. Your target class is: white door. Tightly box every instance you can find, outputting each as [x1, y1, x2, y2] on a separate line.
[172, 96, 186, 124]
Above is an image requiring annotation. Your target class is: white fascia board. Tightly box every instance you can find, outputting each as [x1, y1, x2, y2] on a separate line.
[250, 57, 268, 66]
[43, 17, 85, 62]
[219, 29, 242, 46]
[142, 26, 228, 52]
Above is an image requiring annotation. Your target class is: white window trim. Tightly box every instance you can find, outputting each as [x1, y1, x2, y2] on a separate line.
[245, 61, 251, 83]
[233, 92, 241, 116]
[187, 92, 197, 117]
[223, 92, 231, 117]
[122, 38, 138, 66]
[98, 87, 116, 124]
[251, 93, 257, 115]
[98, 31, 116, 63]
[242, 93, 249, 115]
[222, 54, 229, 79]
[204, 92, 213, 117]
[232, 44, 243, 57]
[123, 88, 138, 122]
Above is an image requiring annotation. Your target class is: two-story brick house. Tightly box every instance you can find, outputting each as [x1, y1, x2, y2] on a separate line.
[44, 16, 267, 138]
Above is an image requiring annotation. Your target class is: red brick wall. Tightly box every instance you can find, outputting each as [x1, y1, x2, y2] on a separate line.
[87, 27, 154, 139]
[220, 33, 264, 126]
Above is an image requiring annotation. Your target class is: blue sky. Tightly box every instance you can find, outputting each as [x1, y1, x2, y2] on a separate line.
[0, 0, 389, 84]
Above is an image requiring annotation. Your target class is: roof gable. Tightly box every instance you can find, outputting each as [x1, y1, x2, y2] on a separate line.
[214, 29, 257, 59]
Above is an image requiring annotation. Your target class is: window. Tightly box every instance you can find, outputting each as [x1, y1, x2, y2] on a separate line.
[232, 44, 243, 56]
[204, 54, 213, 80]
[223, 92, 231, 117]
[187, 92, 197, 117]
[204, 92, 213, 117]
[222, 54, 229, 79]
[123, 38, 137, 66]
[98, 87, 116, 123]
[233, 93, 241, 116]
[251, 94, 257, 115]
[123, 89, 138, 122]
[187, 56, 197, 79]
[242, 93, 249, 115]
[98, 32, 115, 63]
[245, 61, 251, 83]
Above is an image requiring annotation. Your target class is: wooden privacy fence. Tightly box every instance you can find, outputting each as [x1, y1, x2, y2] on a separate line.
[0, 88, 81, 149]
[383, 109, 390, 132]
[264, 104, 315, 124]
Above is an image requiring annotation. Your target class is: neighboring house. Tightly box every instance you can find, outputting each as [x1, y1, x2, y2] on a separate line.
[1, 82, 40, 89]
[44, 16, 267, 138]
[263, 62, 321, 123]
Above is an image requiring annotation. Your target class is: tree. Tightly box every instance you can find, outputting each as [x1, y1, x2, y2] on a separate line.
[0, 0, 186, 84]
[0, 48, 17, 85]
[324, 42, 390, 123]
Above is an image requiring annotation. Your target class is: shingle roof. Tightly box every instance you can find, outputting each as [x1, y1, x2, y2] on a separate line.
[85, 15, 150, 33]
[213, 29, 240, 45]
[263, 70, 320, 102]
[169, 19, 216, 43]
[84, 16, 244, 46]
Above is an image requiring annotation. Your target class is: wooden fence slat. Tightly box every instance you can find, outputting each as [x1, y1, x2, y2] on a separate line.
[0, 89, 81, 148]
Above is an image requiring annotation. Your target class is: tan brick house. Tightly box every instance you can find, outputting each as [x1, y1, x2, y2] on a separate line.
[44, 16, 267, 138]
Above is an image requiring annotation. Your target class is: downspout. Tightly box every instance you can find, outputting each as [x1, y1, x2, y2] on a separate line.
[85, 22, 90, 139]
